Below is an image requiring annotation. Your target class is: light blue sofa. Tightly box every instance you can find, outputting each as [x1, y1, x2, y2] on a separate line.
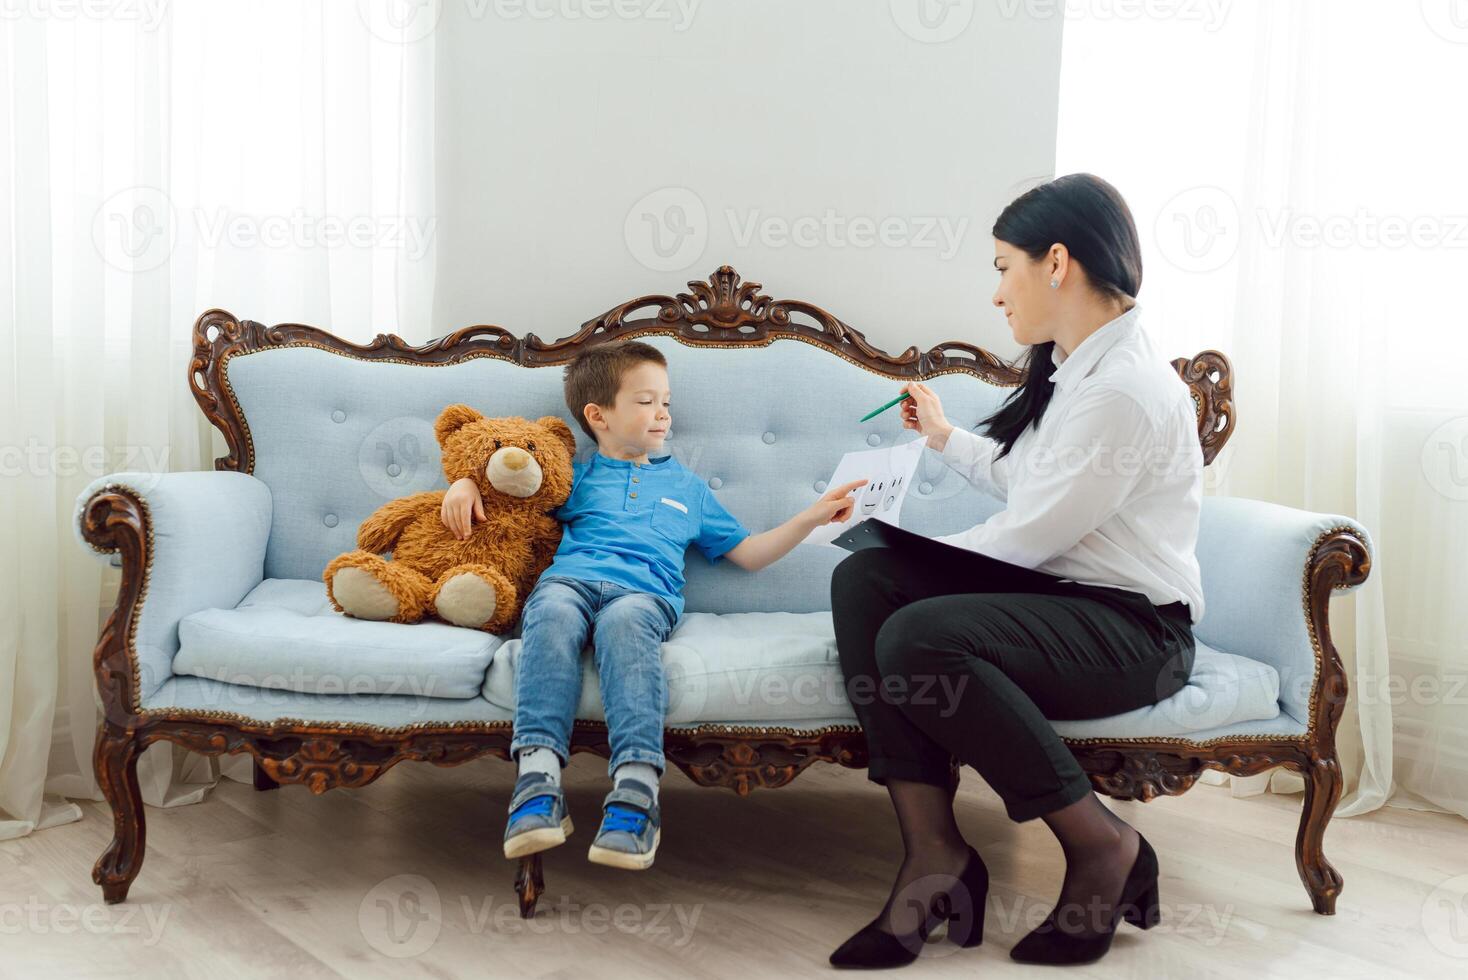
[75, 266, 1372, 919]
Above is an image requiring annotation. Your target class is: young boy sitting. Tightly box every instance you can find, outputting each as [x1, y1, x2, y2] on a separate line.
[440, 339, 862, 870]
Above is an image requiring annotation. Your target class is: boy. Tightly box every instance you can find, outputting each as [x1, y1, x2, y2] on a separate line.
[440, 339, 862, 870]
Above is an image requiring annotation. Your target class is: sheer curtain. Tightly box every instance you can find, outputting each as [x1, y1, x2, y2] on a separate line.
[1057, 1, 1467, 817]
[0, 2, 436, 841]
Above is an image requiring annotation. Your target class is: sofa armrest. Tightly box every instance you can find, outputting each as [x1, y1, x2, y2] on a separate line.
[75, 471, 273, 707]
[1194, 495, 1373, 730]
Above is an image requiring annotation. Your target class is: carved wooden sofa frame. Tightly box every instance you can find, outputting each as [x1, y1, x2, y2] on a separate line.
[81, 265, 1369, 919]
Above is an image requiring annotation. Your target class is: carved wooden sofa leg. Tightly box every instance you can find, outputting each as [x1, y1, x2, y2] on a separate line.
[515, 854, 545, 918]
[1296, 753, 1344, 914]
[252, 758, 281, 791]
[93, 725, 146, 904]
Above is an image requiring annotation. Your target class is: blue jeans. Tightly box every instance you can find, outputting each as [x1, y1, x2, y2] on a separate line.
[509, 576, 680, 777]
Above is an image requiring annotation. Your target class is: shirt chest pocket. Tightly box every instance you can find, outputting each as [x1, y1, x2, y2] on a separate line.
[650, 496, 693, 544]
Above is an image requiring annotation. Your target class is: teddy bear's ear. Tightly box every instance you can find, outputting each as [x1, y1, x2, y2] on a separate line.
[434, 403, 485, 445]
[536, 416, 578, 458]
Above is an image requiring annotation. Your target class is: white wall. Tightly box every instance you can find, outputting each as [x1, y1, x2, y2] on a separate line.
[432, 1, 1063, 359]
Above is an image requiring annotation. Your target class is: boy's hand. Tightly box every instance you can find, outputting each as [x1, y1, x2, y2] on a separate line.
[803, 478, 867, 528]
[441, 476, 486, 541]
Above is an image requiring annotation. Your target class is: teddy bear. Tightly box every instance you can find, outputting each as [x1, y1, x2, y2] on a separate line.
[323, 404, 577, 634]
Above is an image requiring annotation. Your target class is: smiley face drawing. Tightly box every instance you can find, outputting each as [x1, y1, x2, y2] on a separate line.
[883, 474, 903, 512]
[860, 477, 888, 516]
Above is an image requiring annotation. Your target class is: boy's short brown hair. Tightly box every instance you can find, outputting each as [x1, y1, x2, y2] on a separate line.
[563, 339, 668, 440]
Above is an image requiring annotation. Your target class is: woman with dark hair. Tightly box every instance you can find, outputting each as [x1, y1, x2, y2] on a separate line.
[829, 173, 1204, 969]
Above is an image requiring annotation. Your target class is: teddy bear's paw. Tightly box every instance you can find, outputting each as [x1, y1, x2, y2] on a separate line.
[434, 572, 499, 628]
[331, 566, 401, 621]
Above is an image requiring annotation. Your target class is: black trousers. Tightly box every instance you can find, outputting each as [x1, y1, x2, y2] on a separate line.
[831, 544, 1195, 822]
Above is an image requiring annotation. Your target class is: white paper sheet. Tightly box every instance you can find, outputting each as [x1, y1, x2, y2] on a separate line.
[803, 437, 927, 547]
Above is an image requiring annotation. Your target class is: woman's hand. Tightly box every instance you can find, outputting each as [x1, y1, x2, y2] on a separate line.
[802, 478, 868, 528]
[441, 477, 486, 541]
[900, 381, 956, 451]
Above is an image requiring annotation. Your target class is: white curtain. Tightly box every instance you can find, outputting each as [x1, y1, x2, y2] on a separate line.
[1057, 1, 1468, 817]
[0, 2, 436, 842]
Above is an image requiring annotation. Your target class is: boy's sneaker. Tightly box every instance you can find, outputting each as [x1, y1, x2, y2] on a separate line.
[587, 780, 660, 870]
[503, 772, 573, 860]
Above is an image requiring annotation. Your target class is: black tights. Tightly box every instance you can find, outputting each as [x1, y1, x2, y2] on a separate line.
[831, 545, 1193, 936]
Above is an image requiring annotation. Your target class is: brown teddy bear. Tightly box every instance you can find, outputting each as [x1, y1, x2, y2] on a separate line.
[323, 405, 577, 634]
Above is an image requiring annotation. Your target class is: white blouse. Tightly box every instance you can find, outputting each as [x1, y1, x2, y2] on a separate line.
[932, 305, 1206, 625]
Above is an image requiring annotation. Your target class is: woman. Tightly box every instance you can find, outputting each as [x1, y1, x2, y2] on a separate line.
[829, 173, 1204, 969]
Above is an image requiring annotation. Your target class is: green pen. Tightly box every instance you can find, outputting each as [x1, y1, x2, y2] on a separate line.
[859, 391, 912, 422]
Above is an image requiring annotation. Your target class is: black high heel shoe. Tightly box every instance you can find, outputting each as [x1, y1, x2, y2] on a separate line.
[829, 845, 989, 969]
[1009, 832, 1161, 966]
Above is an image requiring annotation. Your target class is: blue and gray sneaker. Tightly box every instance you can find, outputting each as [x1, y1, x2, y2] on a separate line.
[502, 772, 573, 860]
[587, 780, 661, 870]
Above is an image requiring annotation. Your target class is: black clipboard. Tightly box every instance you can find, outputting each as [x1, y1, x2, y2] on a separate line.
[830, 518, 960, 558]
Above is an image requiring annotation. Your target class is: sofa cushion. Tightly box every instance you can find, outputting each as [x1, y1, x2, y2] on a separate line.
[174, 578, 502, 699]
[483, 610, 846, 724]
[481, 611, 1283, 736]
[1050, 639, 1282, 738]
[173, 579, 1284, 736]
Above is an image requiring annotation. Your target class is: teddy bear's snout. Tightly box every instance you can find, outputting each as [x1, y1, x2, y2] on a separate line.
[485, 445, 544, 498]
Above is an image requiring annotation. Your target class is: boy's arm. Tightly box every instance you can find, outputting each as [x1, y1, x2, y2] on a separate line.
[441, 476, 486, 541]
[722, 519, 812, 573]
[722, 478, 866, 572]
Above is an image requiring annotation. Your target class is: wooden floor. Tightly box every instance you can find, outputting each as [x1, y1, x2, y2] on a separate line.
[2, 753, 1464, 978]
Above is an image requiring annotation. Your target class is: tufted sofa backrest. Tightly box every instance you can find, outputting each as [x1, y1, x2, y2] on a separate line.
[195, 267, 1231, 616]
[221, 337, 1013, 613]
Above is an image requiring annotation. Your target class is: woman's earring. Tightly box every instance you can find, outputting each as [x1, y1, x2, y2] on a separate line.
[1049, 278, 1059, 289]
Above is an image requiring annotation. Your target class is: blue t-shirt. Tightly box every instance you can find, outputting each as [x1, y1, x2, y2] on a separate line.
[542, 450, 752, 620]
